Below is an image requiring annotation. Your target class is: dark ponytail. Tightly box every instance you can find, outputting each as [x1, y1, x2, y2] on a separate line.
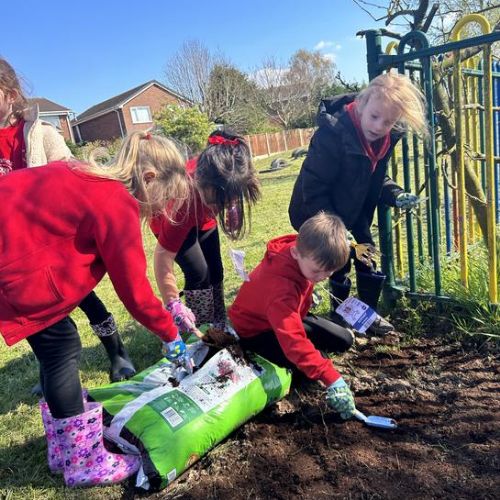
[195, 129, 261, 240]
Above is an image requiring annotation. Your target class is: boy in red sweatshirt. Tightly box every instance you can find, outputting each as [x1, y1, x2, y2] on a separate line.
[228, 212, 357, 419]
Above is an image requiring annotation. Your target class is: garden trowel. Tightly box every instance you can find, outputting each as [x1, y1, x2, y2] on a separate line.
[353, 409, 397, 429]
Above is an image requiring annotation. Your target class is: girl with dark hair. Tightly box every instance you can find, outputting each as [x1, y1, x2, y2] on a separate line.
[151, 129, 260, 334]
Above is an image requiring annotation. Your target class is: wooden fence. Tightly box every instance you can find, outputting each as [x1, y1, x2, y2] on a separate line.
[244, 127, 315, 157]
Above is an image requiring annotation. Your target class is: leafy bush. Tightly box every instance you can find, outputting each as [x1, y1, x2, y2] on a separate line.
[155, 105, 214, 156]
[69, 138, 123, 162]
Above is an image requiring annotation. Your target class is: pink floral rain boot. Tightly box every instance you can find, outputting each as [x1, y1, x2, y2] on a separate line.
[40, 400, 64, 474]
[39, 390, 90, 474]
[53, 401, 140, 487]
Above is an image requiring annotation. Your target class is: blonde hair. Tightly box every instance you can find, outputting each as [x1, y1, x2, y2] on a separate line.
[356, 72, 429, 139]
[296, 212, 350, 271]
[83, 131, 191, 220]
[0, 58, 28, 123]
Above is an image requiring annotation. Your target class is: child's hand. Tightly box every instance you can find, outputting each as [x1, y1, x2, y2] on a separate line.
[162, 333, 194, 374]
[395, 192, 419, 210]
[166, 298, 197, 334]
[326, 377, 356, 419]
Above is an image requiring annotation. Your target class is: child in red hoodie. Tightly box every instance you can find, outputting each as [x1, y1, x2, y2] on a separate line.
[228, 212, 357, 419]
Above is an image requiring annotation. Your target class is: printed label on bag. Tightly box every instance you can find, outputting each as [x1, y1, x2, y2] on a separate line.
[161, 407, 184, 427]
[335, 297, 377, 333]
[229, 248, 250, 281]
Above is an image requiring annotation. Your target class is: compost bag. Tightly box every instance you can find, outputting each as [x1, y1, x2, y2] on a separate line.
[88, 344, 291, 490]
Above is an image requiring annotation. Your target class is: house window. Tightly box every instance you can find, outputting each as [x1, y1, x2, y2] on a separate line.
[41, 115, 62, 129]
[130, 106, 152, 124]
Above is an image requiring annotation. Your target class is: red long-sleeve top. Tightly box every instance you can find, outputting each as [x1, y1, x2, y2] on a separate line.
[0, 161, 178, 346]
[228, 235, 341, 386]
[150, 157, 217, 253]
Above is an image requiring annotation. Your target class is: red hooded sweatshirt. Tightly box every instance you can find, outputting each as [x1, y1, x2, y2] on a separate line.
[0, 161, 178, 346]
[228, 235, 341, 386]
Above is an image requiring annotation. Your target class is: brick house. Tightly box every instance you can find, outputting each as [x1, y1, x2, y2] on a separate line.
[29, 98, 75, 142]
[72, 80, 190, 143]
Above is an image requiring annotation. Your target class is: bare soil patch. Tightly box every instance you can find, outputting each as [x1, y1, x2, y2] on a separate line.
[138, 334, 499, 500]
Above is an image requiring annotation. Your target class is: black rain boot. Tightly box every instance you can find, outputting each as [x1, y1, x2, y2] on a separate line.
[355, 271, 395, 336]
[329, 277, 352, 325]
[91, 314, 137, 382]
[183, 288, 214, 327]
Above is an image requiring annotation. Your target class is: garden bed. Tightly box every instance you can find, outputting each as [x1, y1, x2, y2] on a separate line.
[149, 334, 499, 499]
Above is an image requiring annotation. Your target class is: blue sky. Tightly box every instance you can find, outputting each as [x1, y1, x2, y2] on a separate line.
[2, 0, 387, 115]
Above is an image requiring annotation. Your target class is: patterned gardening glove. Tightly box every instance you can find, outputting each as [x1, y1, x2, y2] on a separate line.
[162, 333, 194, 374]
[326, 377, 356, 419]
[395, 192, 420, 210]
[353, 243, 379, 269]
[347, 230, 378, 269]
[166, 298, 197, 334]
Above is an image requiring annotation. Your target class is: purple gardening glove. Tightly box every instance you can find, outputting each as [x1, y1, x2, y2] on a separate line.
[166, 298, 197, 334]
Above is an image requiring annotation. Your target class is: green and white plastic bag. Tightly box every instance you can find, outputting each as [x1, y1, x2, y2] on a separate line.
[88, 343, 291, 490]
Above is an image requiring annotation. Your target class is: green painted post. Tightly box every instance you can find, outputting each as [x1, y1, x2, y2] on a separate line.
[422, 55, 442, 295]
[365, 31, 396, 303]
[412, 132, 424, 263]
[398, 31, 442, 296]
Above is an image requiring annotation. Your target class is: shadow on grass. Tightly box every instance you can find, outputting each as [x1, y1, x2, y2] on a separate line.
[0, 322, 162, 416]
[0, 434, 63, 489]
[0, 435, 138, 495]
[258, 172, 299, 187]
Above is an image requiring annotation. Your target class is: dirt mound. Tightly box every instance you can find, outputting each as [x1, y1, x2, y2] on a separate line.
[146, 335, 499, 499]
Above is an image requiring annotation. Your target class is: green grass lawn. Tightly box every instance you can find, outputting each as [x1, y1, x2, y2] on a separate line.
[0, 150, 308, 499]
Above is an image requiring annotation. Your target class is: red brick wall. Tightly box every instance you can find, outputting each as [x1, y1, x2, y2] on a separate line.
[59, 116, 72, 142]
[122, 85, 184, 134]
[75, 111, 122, 142]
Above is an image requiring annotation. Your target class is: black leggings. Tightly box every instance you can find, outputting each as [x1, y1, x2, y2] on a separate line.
[27, 317, 84, 418]
[239, 314, 353, 375]
[175, 226, 224, 290]
[78, 290, 110, 325]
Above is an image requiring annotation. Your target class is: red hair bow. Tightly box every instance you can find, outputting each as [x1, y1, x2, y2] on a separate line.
[208, 135, 239, 146]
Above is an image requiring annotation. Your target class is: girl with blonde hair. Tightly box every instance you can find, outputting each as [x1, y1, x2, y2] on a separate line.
[0, 57, 140, 386]
[289, 71, 428, 336]
[0, 131, 191, 487]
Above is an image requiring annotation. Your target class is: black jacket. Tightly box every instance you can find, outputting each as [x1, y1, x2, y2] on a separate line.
[288, 93, 404, 244]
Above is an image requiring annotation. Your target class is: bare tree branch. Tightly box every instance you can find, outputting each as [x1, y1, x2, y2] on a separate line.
[421, 3, 439, 32]
[386, 0, 429, 29]
[352, 0, 390, 21]
[335, 71, 363, 92]
[164, 40, 225, 112]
